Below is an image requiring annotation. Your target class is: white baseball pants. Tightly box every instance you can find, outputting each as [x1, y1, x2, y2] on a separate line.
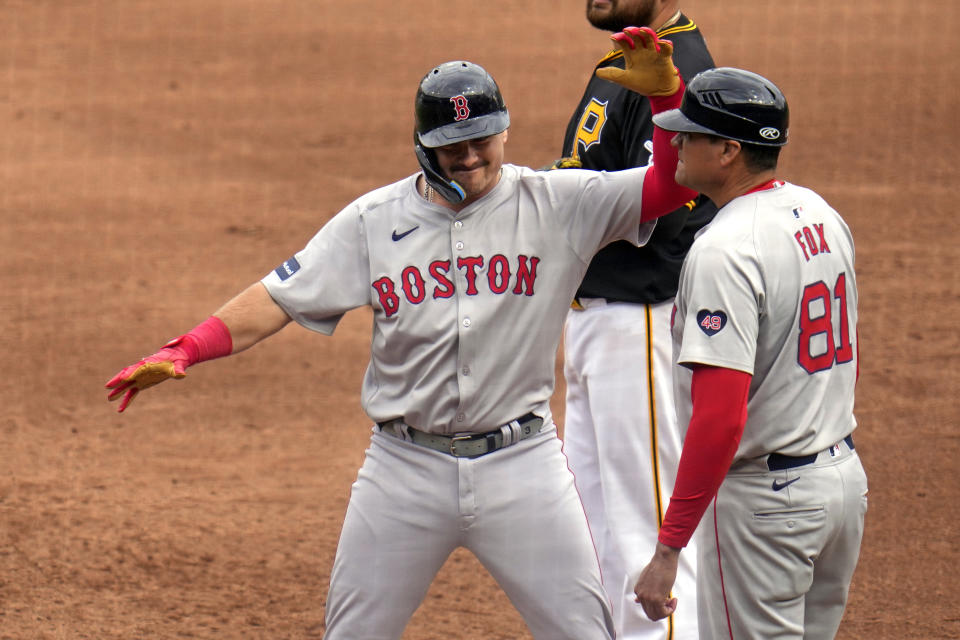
[563, 299, 699, 640]
[324, 423, 615, 639]
[697, 441, 868, 639]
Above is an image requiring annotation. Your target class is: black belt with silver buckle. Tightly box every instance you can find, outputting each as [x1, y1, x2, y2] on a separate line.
[377, 413, 544, 459]
[767, 435, 855, 471]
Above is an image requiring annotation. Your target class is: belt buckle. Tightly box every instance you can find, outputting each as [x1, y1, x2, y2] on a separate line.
[449, 434, 474, 457]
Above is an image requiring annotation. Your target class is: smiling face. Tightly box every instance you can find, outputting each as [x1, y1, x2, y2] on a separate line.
[586, 0, 662, 32]
[432, 131, 508, 205]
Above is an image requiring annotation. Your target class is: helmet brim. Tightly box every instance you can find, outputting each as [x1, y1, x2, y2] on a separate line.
[418, 112, 510, 148]
[652, 109, 719, 136]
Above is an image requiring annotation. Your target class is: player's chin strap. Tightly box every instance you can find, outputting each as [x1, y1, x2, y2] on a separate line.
[414, 131, 466, 204]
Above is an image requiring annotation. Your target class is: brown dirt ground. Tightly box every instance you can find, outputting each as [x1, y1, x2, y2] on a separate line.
[1, 1, 958, 638]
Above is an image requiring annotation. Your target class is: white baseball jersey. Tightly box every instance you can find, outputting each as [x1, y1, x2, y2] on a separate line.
[262, 163, 656, 434]
[672, 180, 858, 460]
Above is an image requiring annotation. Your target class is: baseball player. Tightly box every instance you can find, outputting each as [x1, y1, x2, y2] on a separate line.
[631, 67, 868, 639]
[555, 2, 715, 638]
[105, 30, 696, 639]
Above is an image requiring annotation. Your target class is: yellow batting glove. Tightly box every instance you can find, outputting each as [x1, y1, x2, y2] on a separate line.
[595, 26, 680, 97]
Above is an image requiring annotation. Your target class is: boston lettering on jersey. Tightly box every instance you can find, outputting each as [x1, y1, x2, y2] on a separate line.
[372, 254, 541, 317]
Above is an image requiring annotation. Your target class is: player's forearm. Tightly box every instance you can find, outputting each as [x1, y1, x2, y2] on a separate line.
[639, 81, 698, 221]
[658, 365, 750, 548]
[213, 282, 292, 354]
[107, 282, 293, 412]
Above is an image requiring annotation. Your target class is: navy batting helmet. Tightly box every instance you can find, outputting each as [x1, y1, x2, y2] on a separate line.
[653, 67, 789, 147]
[414, 61, 510, 203]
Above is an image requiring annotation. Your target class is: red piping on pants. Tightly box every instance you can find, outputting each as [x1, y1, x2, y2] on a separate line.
[714, 497, 735, 639]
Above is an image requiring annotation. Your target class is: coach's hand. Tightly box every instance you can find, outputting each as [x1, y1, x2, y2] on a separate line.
[634, 542, 681, 620]
[106, 339, 190, 412]
[596, 26, 679, 97]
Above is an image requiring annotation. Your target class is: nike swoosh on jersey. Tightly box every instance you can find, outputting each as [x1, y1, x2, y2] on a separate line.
[392, 226, 419, 241]
[771, 477, 801, 491]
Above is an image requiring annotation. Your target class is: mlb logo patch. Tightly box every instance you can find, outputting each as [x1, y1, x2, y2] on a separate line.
[829, 443, 842, 457]
[696, 309, 727, 336]
[275, 256, 301, 281]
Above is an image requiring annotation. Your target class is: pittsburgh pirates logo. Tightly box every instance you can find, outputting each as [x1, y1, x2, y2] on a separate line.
[573, 97, 609, 156]
[450, 95, 470, 121]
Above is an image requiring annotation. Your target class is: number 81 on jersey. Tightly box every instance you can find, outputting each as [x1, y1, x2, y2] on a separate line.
[798, 273, 854, 374]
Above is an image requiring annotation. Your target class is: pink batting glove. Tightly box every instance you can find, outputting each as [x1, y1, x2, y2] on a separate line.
[105, 338, 190, 413]
[624, 26, 661, 52]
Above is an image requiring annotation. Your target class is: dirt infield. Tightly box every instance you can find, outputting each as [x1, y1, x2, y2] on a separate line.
[2, 1, 958, 638]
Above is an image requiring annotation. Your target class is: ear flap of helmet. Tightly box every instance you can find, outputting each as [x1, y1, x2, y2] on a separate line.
[413, 130, 466, 204]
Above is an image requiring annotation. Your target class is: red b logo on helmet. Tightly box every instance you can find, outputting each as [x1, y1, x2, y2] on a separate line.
[450, 95, 470, 121]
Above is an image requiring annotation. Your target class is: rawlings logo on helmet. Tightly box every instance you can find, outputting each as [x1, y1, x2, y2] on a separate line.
[759, 127, 781, 140]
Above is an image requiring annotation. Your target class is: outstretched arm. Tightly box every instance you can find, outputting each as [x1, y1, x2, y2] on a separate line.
[595, 26, 696, 220]
[106, 282, 291, 412]
[638, 87, 694, 220]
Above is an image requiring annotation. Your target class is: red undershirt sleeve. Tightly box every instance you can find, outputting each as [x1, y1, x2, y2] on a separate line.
[657, 364, 752, 549]
[640, 78, 699, 221]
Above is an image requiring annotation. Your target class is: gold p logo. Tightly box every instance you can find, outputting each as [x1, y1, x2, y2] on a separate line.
[573, 98, 609, 157]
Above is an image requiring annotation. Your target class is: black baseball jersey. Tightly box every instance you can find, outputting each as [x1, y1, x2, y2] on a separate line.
[563, 15, 717, 304]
